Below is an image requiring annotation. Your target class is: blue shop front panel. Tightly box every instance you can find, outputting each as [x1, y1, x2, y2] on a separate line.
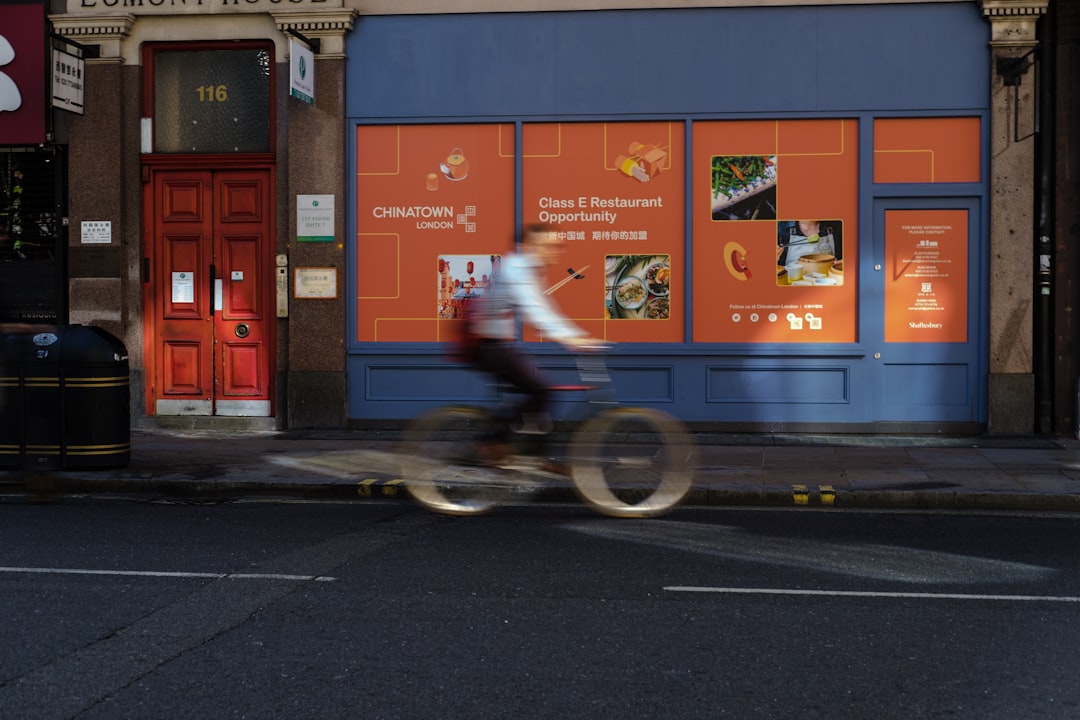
[344, 4, 989, 430]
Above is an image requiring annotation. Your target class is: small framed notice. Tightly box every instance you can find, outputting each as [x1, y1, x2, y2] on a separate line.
[171, 271, 195, 303]
[294, 267, 338, 299]
[81, 221, 112, 244]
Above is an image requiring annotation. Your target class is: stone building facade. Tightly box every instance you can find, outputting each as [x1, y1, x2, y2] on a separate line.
[0, 0, 1070, 435]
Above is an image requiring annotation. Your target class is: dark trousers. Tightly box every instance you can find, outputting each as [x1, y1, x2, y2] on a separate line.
[470, 339, 552, 445]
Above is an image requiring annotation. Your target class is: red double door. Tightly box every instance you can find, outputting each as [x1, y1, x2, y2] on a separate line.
[145, 169, 274, 417]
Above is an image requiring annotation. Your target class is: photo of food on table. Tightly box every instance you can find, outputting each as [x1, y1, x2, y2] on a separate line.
[605, 254, 671, 320]
[775, 220, 843, 287]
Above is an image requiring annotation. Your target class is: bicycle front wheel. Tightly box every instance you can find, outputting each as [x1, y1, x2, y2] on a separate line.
[400, 406, 513, 516]
[568, 407, 697, 518]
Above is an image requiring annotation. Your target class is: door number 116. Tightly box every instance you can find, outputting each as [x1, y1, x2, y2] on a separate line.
[196, 84, 228, 102]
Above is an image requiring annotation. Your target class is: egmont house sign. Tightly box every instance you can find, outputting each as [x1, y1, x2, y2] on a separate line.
[76, 0, 332, 11]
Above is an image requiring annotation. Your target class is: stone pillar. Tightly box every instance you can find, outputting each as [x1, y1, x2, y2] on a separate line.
[982, 0, 1048, 433]
[50, 14, 142, 395]
[272, 10, 356, 429]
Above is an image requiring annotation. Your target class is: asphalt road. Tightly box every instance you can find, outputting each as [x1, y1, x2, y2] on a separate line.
[1, 497, 1078, 719]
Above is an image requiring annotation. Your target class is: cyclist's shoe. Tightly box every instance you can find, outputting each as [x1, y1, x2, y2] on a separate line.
[490, 456, 570, 478]
[538, 459, 572, 477]
[446, 440, 512, 468]
[474, 440, 513, 467]
[510, 412, 554, 435]
[493, 456, 537, 472]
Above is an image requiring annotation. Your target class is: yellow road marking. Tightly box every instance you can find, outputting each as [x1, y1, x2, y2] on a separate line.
[357, 478, 405, 497]
[820, 485, 836, 506]
[792, 484, 836, 506]
[792, 484, 809, 505]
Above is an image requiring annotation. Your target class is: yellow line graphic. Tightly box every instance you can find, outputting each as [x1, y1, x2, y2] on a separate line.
[356, 125, 401, 177]
[498, 123, 515, 158]
[873, 149, 936, 182]
[372, 318, 437, 343]
[774, 118, 848, 158]
[523, 124, 563, 158]
[355, 233, 401, 299]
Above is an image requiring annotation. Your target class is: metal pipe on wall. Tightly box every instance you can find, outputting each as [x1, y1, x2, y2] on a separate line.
[1034, 11, 1054, 435]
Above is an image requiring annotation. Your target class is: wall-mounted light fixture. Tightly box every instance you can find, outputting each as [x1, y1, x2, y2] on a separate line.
[996, 48, 1036, 87]
[996, 47, 1039, 143]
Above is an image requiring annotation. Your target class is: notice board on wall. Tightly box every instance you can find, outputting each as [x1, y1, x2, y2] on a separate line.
[884, 209, 968, 344]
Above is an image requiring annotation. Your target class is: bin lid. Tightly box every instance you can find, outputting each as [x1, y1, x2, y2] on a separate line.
[0, 324, 127, 365]
[58, 325, 128, 363]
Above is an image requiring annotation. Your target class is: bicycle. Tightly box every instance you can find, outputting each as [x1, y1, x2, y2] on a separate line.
[400, 349, 697, 518]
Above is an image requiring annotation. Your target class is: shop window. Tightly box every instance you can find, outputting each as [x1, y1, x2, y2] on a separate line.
[0, 147, 63, 322]
[353, 122, 686, 345]
[148, 44, 273, 154]
[873, 118, 981, 184]
[521, 122, 685, 344]
[354, 124, 516, 343]
[692, 119, 859, 344]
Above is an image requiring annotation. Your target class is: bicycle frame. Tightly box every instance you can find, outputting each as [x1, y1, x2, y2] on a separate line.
[401, 349, 697, 517]
[485, 353, 619, 458]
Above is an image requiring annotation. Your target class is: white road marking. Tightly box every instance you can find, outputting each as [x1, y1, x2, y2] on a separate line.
[563, 520, 1054, 584]
[0, 566, 336, 582]
[664, 586, 1080, 602]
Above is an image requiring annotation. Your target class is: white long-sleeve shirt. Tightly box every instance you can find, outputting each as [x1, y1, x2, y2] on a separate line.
[468, 251, 584, 342]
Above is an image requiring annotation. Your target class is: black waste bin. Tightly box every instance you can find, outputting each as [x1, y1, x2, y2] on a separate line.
[0, 325, 130, 470]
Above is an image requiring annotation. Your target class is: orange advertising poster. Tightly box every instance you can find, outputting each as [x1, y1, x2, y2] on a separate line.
[692, 119, 859, 343]
[884, 209, 968, 343]
[521, 122, 685, 343]
[354, 124, 516, 343]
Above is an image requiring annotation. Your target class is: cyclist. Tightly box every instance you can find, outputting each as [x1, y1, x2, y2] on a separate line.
[461, 223, 601, 471]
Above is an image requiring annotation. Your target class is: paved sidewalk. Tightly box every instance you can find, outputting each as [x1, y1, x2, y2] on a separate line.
[2, 428, 1080, 511]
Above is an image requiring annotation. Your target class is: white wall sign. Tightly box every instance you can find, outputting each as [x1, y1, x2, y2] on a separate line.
[80, 220, 111, 244]
[297, 194, 334, 242]
[171, 271, 194, 303]
[289, 39, 315, 105]
[52, 46, 84, 115]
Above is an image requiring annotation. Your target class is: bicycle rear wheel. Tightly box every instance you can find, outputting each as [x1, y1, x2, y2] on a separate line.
[400, 406, 513, 516]
[568, 407, 697, 518]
